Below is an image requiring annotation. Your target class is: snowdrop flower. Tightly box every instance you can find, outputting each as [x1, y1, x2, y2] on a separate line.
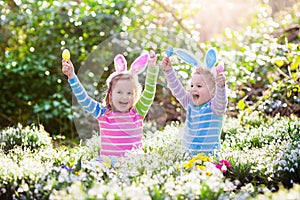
[241, 183, 254, 193]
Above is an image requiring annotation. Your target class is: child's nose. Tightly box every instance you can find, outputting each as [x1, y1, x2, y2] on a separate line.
[122, 94, 130, 99]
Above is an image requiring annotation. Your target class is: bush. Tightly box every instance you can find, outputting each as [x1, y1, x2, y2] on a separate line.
[0, 124, 52, 152]
[213, 3, 300, 117]
[0, 0, 134, 137]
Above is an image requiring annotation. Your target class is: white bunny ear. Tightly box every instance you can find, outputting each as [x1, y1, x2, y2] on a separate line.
[129, 53, 149, 74]
[210, 68, 217, 78]
[205, 48, 217, 68]
[114, 54, 127, 72]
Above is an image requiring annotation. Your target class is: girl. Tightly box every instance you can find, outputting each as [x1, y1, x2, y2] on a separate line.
[161, 50, 227, 155]
[62, 50, 159, 160]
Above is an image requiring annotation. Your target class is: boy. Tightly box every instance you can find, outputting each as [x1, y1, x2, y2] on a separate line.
[161, 56, 227, 155]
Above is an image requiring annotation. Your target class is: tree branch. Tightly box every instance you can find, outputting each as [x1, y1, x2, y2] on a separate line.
[152, 0, 205, 55]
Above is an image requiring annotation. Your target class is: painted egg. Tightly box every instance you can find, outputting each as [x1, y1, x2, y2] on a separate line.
[62, 49, 70, 60]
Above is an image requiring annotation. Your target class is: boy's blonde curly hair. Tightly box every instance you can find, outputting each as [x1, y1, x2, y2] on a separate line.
[194, 67, 216, 85]
[193, 66, 216, 96]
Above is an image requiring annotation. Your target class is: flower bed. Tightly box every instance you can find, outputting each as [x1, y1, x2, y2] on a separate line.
[0, 115, 299, 199]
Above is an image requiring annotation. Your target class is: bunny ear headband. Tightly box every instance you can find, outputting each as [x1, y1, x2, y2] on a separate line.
[106, 52, 149, 87]
[166, 47, 224, 77]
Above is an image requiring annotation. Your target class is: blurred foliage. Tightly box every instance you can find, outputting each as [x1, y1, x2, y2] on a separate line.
[0, 0, 135, 137]
[0, 0, 202, 139]
[211, 3, 300, 118]
[0, 0, 299, 139]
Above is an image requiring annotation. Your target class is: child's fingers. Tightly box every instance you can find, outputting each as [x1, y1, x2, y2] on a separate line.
[62, 59, 71, 67]
[149, 51, 157, 62]
[62, 59, 71, 72]
[62, 65, 69, 72]
[149, 50, 155, 57]
[161, 59, 167, 66]
[217, 73, 225, 80]
[216, 74, 226, 87]
[62, 61, 69, 68]
[162, 56, 169, 63]
[67, 59, 74, 67]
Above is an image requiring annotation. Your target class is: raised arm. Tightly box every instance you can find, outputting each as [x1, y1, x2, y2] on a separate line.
[211, 71, 227, 115]
[62, 59, 106, 118]
[135, 50, 159, 117]
[162, 56, 190, 109]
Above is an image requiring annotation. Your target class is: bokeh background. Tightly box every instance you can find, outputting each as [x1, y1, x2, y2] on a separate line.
[0, 0, 299, 140]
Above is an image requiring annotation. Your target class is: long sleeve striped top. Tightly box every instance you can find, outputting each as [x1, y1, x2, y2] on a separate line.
[164, 68, 227, 155]
[69, 65, 159, 157]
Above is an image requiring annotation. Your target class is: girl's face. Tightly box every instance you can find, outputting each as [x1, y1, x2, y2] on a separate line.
[190, 73, 215, 106]
[110, 78, 136, 113]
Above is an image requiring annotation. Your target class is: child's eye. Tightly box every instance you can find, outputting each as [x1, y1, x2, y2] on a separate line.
[197, 85, 202, 88]
[127, 91, 133, 95]
[191, 85, 194, 88]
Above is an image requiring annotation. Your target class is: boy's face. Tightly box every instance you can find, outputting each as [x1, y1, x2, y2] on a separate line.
[110, 79, 135, 112]
[190, 73, 215, 106]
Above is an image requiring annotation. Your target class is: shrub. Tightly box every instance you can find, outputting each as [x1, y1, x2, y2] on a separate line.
[0, 124, 52, 152]
[214, 3, 300, 117]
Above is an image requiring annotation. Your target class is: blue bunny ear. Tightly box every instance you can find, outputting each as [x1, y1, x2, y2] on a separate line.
[175, 48, 199, 67]
[205, 48, 217, 68]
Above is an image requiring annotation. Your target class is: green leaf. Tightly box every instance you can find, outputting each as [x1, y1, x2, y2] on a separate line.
[274, 59, 284, 67]
[287, 43, 297, 50]
[44, 103, 51, 111]
[291, 55, 300, 70]
[287, 90, 292, 98]
[237, 100, 246, 110]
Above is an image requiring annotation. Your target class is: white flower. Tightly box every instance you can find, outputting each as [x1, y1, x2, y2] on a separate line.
[221, 165, 227, 172]
[241, 183, 254, 193]
[284, 167, 289, 171]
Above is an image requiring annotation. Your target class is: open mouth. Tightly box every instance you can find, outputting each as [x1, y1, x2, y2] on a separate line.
[119, 102, 129, 106]
[192, 94, 199, 100]
[191, 94, 200, 104]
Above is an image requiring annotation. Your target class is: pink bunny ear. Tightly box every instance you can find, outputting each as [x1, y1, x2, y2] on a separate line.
[114, 54, 127, 72]
[130, 53, 149, 74]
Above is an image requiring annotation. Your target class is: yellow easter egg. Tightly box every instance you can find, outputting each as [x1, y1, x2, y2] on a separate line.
[62, 49, 70, 60]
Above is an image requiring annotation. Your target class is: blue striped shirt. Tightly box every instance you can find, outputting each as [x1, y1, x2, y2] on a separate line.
[164, 68, 227, 155]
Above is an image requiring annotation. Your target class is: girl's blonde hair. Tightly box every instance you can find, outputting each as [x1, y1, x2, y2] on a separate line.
[104, 73, 142, 110]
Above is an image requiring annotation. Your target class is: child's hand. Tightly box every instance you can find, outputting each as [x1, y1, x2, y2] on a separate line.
[216, 71, 226, 87]
[148, 50, 157, 67]
[161, 56, 172, 71]
[62, 59, 75, 79]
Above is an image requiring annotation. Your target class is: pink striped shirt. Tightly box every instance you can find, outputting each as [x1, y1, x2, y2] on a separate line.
[98, 109, 143, 156]
[68, 65, 159, 158]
